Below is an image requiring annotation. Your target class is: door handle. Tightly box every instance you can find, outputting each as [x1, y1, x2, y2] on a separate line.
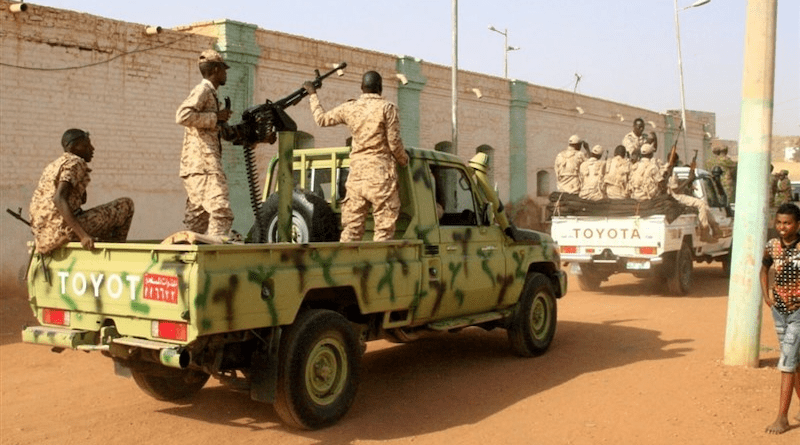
[481, 246, 497, 252]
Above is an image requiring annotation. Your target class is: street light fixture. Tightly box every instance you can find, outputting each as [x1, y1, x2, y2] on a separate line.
[488, 25, 520, 78]
[674, 0, 711, 157]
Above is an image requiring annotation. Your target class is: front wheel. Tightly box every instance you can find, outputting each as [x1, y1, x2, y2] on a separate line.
[131, 368, 209, 401]
[508, 273, 558, 357]
[274, 309, 361, 430]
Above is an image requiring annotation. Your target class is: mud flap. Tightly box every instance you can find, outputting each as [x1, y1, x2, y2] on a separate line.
[250, 327, 281, 403]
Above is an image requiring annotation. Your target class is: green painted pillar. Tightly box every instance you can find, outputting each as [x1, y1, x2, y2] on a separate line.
[509, 80, 529, 203]
[214, 20, 261, 234]
[395, 56, 426, 149]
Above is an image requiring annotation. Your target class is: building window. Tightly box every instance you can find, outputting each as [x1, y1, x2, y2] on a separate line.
[537, 170, 550, 197]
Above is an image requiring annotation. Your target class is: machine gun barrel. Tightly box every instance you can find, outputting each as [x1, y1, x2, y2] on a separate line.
[274, 62, 347, 110]
[226, 62, 347, 148]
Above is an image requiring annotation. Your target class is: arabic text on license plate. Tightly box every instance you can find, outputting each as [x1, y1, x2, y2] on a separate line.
[626, 260, 650, 270]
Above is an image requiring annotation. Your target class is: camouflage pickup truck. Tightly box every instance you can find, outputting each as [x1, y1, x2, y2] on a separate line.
[21, 144, 567, 429]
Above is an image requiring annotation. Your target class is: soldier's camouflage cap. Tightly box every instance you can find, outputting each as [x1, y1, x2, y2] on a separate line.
[591, 145, 603, 155]
[199, 50, 229, 68]
[641, 143, 655, 155]
[568, 134, 582, 144]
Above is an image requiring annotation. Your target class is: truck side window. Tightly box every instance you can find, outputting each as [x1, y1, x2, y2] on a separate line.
[430, 165, 478, 226]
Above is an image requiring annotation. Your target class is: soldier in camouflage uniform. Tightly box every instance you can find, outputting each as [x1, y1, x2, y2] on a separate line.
[579, 145, 606, 201]
[775, 170, 792, 207]
[29, 129, 134, 254]
[628, 143, 661, 201]
[667, 154, 721, 242]
[715, 146, 737, 203]
[705, 145, 722, 172]
[303, 71, 409, 242]
[622, 117, 647, 158]
[604, 145, 632, 199]
[176, 50, 234, 242]
[554, 135, 586, 194]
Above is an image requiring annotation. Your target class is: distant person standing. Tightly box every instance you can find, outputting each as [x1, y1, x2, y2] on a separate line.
[303, 71, 409, 242]
[712, 145, 737, 203]
[622, 118, 647, 158]
[555, 135, 586, 194]
[579, 145, 606, 201]
[760, 203, 800, 435]
[604, 145, 632, 199]
[776, 170, 792, 207]
[176, 49, 234, 242]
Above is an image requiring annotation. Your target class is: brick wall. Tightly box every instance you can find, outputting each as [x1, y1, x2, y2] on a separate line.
[0, 0, 713, 295]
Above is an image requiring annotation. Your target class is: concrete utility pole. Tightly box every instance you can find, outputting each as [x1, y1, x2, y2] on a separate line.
[723, 0, 778, 368]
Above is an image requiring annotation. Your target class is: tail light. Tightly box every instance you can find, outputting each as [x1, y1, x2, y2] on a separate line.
[561, 246, 577, 254]
[638, 247, 657, 255]
[152, 320, 187, 341]
[42, 308, 70, 326]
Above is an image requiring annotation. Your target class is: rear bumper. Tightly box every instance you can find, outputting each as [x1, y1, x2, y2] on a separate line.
[22, 325, 96, 349]
[22, 325, 191, 369]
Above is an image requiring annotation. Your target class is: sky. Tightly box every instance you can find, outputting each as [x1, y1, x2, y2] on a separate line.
[25, 0, 799, 140]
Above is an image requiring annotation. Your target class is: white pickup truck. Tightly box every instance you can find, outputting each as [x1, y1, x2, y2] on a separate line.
[549, 167, 733, 294]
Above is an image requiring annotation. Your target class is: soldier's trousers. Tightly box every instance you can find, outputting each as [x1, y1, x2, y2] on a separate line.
[75, 197, 135, 242]
[671, 193, 719, 232]
[182, 173, 233, 237]
[340, 159, 400, 242]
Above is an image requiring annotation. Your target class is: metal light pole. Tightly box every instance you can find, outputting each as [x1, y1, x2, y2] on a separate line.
[452, 0, 458, 154]
[674, 0, 711, 158]
[488, 25, 520, 78]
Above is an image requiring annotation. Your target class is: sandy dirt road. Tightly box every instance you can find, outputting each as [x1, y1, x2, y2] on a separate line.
[1, 264, 798, 445]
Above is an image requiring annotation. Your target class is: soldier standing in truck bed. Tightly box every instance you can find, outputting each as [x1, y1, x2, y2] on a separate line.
[555, 135, 586, 194]
[622, 117, 647, 158]
[303, 71, 409, 242]
[29, 129, 135, 254]
[175, 49, 234, 243]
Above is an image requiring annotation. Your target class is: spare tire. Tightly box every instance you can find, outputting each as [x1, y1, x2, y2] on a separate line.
[248, 190, 340, 243]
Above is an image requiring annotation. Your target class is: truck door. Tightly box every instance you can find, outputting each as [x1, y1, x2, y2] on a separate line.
[429, 164, 506, 318]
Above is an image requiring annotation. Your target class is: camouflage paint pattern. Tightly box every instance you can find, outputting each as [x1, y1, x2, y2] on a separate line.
[24, 147, 565, 354]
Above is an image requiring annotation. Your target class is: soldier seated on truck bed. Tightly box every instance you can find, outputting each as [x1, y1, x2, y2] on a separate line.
[29, 129, 134, 254]
[666, 155, 722, 243]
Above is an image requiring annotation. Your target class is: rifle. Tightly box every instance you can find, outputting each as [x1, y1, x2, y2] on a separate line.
[224, 62, 347, 147]
[6, 207, 30, 226]
[658, 139, 680, 192]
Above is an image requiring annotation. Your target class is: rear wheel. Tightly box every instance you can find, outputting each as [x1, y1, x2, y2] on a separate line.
[576, 264, 602, 291]
[131, 368, 209, 401]
[721, 251, 731, 277]
[508, 273, 558, 357]
[274, 309, 361, 430]
[666, 241, 693, 295]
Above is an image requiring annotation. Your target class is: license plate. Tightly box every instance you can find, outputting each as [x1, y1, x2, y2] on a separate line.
[626, 260, 650, 270]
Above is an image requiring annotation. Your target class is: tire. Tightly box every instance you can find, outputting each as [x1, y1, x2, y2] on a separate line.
[721, 251, 731, 277]
[666, 241, 693, 295]
[576, 264, 602, 291]
[508, 273, 558, 357]
[274, 309, 361, 430]
[131, 368, 210, 401]
[248, 190, 339, 243]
